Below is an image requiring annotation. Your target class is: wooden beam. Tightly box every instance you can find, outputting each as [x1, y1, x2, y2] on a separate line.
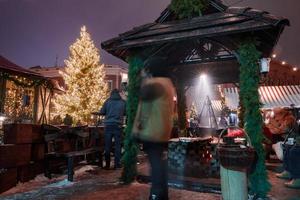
[0, 77, 6, 113]
[32, 86, 39, 124]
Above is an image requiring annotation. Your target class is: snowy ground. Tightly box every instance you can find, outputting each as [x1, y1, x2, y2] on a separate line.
[0, 164, 220, 200]
[0, 157, 299, 200]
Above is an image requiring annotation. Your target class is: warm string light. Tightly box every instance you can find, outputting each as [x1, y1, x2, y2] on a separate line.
[293, 67, 298, 72]
[271, 54, 298, 72]
[0, 73, 40, 88]
[4, 80, 34, 121]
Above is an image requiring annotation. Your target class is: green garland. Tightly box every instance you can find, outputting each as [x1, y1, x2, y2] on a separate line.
[238, 92, 245, 128]
[238, 41, 271, 198]
[0, 72, 45, 88]
[121, 56, 143, 184]
[170, 0, 209, 19]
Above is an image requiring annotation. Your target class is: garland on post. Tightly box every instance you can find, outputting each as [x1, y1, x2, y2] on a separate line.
[170, 0, 209, 19]
[238, 92, 245, 128]
[238, 41, 271, 198]
[121, 56, 143, 184]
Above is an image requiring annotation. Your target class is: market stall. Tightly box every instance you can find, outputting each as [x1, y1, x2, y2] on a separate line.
[0, 55, 54, 124]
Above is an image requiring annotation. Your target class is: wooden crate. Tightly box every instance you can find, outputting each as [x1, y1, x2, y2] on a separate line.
[31, 124, 42, 142]
[0, 168, 17, 194]
[32, 161, 44, 176]
[31, 143, 45, 161]
[0, 144, 32, 168]
[17, 160, 46, 183]
[3, 123, 43, 144]
[17, 164, 36, 183]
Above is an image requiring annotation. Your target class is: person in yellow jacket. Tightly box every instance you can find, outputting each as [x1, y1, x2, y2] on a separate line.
[133, 68, 176, 200]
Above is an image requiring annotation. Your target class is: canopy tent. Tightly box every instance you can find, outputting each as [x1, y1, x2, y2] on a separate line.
[224, 85, 300, 109]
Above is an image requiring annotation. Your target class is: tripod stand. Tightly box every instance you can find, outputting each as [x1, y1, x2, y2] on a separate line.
[198, 96, 218, 129]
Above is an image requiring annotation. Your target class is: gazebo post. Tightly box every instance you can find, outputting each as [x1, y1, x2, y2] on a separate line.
[238, 41, 271, 198]
[121, 56, 143, 184]
[176, 83, 187, 136]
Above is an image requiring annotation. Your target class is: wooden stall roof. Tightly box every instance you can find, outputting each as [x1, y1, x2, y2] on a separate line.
[101, 0, 289, 85]
[0, 55, 44, 79]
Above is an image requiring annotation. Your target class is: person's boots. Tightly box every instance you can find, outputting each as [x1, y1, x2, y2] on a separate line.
[285, 179, 300, 189]
[276, 170, 291, 179]
[149, 194, 168, 200]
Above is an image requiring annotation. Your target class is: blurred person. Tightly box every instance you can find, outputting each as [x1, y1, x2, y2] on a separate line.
[100, 89, 126, 169]
[133, 65, 176, 200]
[228, 110, 238, 126]
[276, 134, 300, 189]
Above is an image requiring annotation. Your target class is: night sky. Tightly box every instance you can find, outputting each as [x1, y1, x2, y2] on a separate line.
[0, 0, 299, 68]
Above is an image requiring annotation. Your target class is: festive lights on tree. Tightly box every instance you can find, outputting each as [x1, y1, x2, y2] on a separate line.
[53, 26, 109, 125]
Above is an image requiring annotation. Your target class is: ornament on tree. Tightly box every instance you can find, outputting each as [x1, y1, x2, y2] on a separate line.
[53, 26, 109, 125]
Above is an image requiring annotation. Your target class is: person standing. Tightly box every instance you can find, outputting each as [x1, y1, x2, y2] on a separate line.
[100, 89, 126, 169]
[133, 68, 176, 200]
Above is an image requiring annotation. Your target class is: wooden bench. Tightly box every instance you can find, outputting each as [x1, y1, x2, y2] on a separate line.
[42, 125, 103, 182]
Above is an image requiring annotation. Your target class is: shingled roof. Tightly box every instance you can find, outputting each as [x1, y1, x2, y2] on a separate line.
[101, 0, 289, 84]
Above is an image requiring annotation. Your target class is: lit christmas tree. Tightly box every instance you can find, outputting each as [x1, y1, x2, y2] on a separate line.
[54, 26, 109, 125]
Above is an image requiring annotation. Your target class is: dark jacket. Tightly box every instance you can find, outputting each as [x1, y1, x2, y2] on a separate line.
[99, 91, 126, 125]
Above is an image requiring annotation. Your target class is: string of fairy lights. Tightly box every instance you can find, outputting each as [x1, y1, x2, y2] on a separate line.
[4, 82, 34, 121]
[271, 54, 298, 72]
[0, 72, 46, 122]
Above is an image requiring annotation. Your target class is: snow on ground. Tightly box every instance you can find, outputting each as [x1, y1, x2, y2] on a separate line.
[1, 159, 299, 200]
[1, 164, 99, 197]
[0, 164, 220, 200]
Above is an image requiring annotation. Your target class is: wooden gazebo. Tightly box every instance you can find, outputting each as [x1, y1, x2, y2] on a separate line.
[101, 0, 289, 197]
[102, 1, 289, 84]
[0, 55, 54, 124]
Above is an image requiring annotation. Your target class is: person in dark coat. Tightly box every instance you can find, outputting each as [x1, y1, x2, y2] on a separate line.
[100, 89, 126, 169]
